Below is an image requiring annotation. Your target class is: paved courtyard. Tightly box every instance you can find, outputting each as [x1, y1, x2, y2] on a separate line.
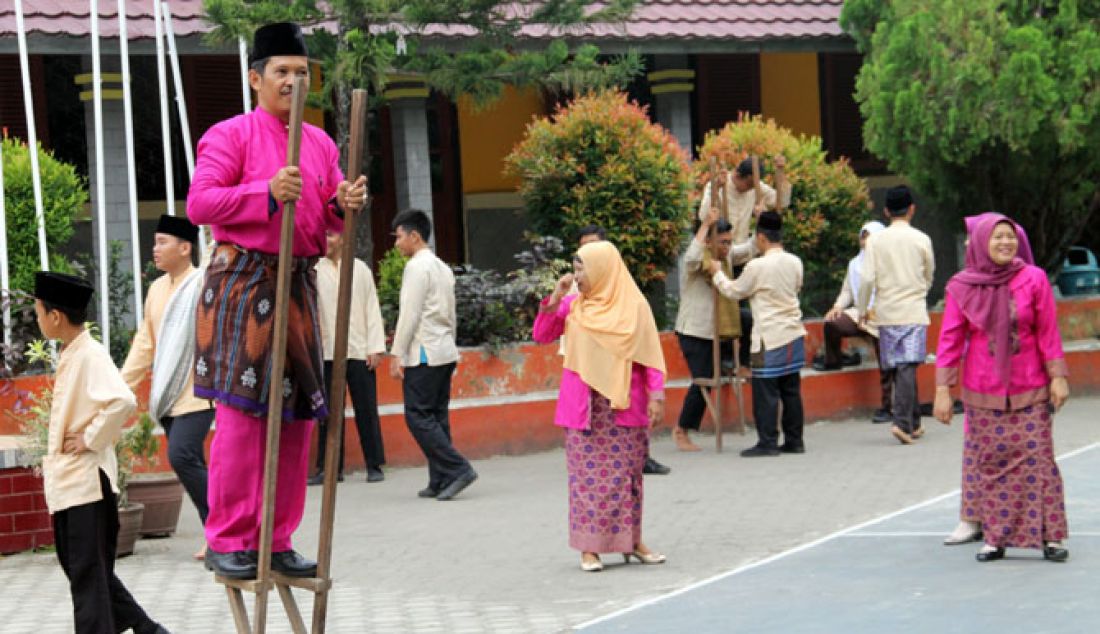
[2, 396, 1098, 633]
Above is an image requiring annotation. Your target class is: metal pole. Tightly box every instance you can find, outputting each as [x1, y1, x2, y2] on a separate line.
[239, 37, 252, 113]
[91, 0, 110, 345]
[13, 0, 50, 273]
[152, 0, 174, 216]
[118, 0, 143, 324]
[161, 1, 208, 263]
[0, 140, 10, 345]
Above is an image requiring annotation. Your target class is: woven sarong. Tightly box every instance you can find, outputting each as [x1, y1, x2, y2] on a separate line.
[193, 243, 328, 422]
[878, 324, 927, 369]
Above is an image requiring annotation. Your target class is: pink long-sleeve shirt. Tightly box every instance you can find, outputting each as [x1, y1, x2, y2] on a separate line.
[187, 107, 344, 257]
[935, 265, 1069, 410]
[533, 295, 665, 430]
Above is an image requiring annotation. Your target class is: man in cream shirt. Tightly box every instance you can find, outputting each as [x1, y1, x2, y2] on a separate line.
[857, 185, 935, 445]
[389, 209, 478, 501]
[311, 229, 388, 484]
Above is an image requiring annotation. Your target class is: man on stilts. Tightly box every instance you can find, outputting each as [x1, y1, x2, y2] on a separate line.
[187, 21, 367, 580]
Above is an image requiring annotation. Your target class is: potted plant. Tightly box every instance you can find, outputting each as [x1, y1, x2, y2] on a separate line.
[123, 414, 185, 538]
[15, 339, 146, 557]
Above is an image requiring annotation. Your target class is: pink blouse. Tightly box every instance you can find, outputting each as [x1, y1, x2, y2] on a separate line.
[533, 295, 665, 430]
[935, 265, 1068, 410]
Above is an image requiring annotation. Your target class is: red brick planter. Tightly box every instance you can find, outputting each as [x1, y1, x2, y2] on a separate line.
[0, 466, 53, 554]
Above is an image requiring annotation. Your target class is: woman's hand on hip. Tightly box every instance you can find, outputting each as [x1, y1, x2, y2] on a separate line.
[932, 387, 954, 425]
[1050, 377, 1069, 412]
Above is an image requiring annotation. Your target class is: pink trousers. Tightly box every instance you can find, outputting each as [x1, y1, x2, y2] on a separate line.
[205, 404, 313, 552]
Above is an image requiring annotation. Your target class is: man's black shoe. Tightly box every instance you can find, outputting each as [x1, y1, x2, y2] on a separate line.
[841, 351, 862, 367]
[871, 409, 893, 424]
[367, 467, 385, 483]
[740, 446, 781, 457]
[642, 456, 671, 475]
[307, 472, 344, 486]
[204, 548, 258, 580]
[437, 470, 478, 501]
[418, 486, 439, 498]
[271, 550, 318, 577]
[779, 444, 805, 454]
[812, 359, 842, 372]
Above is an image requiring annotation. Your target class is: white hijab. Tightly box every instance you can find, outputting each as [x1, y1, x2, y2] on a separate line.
[849, 221, 885, 302]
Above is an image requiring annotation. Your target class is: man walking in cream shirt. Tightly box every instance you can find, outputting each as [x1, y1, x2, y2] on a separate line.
[857, 186, 935, 445]
[311, 229, 388, 484]
[389, 209, 478, 500]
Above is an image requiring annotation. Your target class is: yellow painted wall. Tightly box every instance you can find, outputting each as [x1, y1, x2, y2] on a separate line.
[760, 53, 821, 138]
[457, 87, 544, 194]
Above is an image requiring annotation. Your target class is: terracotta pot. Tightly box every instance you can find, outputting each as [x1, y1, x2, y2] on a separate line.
[127, 473, 183, 537]
[116, 502, 144, 558]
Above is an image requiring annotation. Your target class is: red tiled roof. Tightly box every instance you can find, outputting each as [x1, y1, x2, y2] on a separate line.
[1, 0, 844, 42]
[0, 0, 209, 39]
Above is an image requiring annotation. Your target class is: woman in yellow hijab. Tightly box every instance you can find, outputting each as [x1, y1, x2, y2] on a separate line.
[533, 240, 668, 572]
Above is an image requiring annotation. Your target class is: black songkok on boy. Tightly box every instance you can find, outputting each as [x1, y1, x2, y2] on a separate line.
[885, 186, 913, 212]
[155, 214, 199, 243]
[34, 272, 94, 312]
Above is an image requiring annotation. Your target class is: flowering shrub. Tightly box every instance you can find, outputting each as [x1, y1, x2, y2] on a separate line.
[506, 91, 693, 287]
[694, 115, 873, 314]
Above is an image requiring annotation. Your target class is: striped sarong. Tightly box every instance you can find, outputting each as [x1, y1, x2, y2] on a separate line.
[751, 336, 805, 379]
[193, 243, 328, 422]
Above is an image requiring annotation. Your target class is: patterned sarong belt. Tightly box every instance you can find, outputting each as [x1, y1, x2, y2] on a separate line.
[193, 243, 328, 422]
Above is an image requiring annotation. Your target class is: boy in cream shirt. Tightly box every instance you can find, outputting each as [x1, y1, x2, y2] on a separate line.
[35, 272, 168, 634]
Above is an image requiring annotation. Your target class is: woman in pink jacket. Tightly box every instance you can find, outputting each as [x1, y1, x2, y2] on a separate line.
[533, 241, 667, 572]
[934, 213, 1070, 562]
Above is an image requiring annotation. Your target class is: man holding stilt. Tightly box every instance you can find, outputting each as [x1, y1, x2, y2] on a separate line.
[673, 210, 745, 451]
[707, 211, 807, 457]
[187, 22, 367, 580]
[856, 185, 934, 445]
[121, 214, 211, 561]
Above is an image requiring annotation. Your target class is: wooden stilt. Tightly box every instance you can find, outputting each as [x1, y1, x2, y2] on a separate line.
[311, 88, 369, 634]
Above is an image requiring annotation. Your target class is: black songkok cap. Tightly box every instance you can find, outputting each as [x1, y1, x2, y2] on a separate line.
[885, 185, 914, 212]
[757, 211, 782, 232]
[155, 214, 199, 243]
[34, 272, 94, 312]
[735, 157, 765, 178]
[249, 22, 309, 64]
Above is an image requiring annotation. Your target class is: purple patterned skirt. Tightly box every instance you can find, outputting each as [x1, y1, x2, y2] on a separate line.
[564, 392, 648, 554]
[959, 403, 1068, 549]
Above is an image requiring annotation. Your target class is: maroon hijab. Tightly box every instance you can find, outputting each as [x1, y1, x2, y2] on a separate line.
[964, 212, 1034, 265]
[947, 213, 1029, 387]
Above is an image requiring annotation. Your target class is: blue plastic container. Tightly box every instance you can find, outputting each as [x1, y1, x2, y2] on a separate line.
[1056, 247, 1100, 296]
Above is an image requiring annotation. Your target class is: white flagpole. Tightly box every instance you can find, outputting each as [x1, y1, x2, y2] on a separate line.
[239, 36, 252, 113]
[0, 141, 11, 346]
[162, 2, 193, 178]
[152, 0, 175, 216]
[118, 0, 143, 324]
[13, 0, 50, 273]
[161, 1, 208, 263]
[91, 0, 110, 345]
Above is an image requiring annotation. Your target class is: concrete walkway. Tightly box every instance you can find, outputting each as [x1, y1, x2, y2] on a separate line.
[2, 397, 1098, 633]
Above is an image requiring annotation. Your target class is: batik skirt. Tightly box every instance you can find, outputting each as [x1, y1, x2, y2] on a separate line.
[194, 243, 328, 422]
[564, 392, 648, 554]
[959, 403, 1068, 549]
[878, 324, 926, 369]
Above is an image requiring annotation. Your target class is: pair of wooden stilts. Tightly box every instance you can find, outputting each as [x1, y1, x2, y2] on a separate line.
[693, 157, 756, 450]
[214, 79, 368, 634]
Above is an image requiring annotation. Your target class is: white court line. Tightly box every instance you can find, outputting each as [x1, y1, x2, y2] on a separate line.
[842, 531, 1100, 538]
[575, 440, 1100, 631]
